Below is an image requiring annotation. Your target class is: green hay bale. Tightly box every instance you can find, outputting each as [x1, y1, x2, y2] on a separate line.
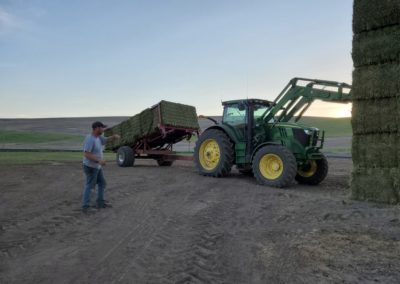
[105, 125, 122, 150]
[351, 167, 400, 204]
[353, 25, 400, 67]
[351, 97, 399, 134]
[158, 100, 199, 129]
[392, 167, 400, 197]
[352, 63, 400, 100]
[139, 108, 155, 136]
[353, 133, 399, 168]
[351, 134, 367, 167]
[353, 0, 400, 33]
[104, 100, 199, 150]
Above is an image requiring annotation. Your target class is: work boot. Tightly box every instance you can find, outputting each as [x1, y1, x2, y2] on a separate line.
[82, 206, 97, 214]
[96, 202, 112, 209]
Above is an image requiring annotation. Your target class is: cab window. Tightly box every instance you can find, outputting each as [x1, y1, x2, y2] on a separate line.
[223, 104, 246, 127]
[253, 104, 270, 120]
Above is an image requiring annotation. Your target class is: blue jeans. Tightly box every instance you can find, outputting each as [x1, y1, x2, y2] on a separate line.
[82, 165, 106, 208]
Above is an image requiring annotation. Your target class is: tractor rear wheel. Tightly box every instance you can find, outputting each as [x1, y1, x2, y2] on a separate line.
[116, 146, 135, 167]
[252, 145, 297, 188]
[194, 129, 234, 177]
[295, 155, 328, 185]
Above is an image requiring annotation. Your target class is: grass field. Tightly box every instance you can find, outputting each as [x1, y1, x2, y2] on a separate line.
[295, 117, 352, 137]
[0, 130, 84, 144]
[0, 151, 116, 165]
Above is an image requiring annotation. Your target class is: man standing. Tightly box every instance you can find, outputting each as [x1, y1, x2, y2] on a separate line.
[82, 121, 120, 213]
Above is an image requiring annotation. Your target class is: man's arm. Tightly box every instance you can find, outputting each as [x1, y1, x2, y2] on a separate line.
[106, 134, 120, 142]
[100, 134, 120, 146]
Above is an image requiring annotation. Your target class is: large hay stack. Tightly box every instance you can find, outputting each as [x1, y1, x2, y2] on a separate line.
[352, 0, 400, 203]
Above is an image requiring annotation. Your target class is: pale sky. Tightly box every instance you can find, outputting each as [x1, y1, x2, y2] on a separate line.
[0, 0, 353, 118]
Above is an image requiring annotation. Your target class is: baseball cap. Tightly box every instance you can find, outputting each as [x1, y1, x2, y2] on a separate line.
[92, 121, 107, 129]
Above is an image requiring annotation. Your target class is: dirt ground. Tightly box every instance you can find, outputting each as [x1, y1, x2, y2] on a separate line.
[1, 158, 400, 284]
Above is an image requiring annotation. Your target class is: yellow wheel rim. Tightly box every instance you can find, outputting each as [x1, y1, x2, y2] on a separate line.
[298, 160, 317, 178]
[259, 154, 284, 180]
[199, 139, 221, 171]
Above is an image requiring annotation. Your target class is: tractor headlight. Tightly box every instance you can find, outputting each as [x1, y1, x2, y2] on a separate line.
[304, 129, 313, 135]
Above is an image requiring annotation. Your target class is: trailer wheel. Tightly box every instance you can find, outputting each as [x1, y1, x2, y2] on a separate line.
[252, 145, 297, 188]
[194, 129, 234, 177]
[295, 155, 328, 185]
[116, 146, 135, 167]
[157, 159, 174, 167]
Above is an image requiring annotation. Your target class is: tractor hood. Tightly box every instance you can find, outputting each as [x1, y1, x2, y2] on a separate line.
[273, 122, 319, 133]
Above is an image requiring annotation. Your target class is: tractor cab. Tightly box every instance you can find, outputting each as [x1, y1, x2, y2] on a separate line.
[221, 99, 273, 142]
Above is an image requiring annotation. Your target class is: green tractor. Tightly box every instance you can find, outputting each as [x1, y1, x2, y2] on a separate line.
[194, 78, 352, 187]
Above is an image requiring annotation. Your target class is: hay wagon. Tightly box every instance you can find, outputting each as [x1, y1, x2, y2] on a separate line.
[105, 101, 199, 167]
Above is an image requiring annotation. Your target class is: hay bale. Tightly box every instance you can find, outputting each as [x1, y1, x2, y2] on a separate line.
[351, 134, 367, 167]
[351, 97, 399, 134]
[352, 0, 400, 204]
[105, 100, 199, 150]
[158, 100, 199, 129]
[351, 167, 399, 204]
[353, 133, 399, 169]
[353, 25, 400, 67]
[352, 63, 400, 100]
[353, 0, 400, 33]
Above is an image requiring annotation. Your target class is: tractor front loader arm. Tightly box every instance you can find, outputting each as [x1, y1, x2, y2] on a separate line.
[263, 77, 352, 123]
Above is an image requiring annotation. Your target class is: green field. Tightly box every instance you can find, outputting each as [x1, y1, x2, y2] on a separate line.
[0, 151, 116, 165]
[0, 130, 84, 144]
[293, 117, 351, 137]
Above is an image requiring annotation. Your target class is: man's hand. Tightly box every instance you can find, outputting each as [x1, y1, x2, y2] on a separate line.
[108, 134, 120, 141]
[99, 160, 106, 166]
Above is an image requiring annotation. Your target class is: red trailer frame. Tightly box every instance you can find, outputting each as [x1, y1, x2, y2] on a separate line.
[128, 123, 199, 162]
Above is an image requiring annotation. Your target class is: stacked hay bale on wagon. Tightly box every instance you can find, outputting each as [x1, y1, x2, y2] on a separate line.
[352, 0, 400, 203]
[105, 100, 199, 151]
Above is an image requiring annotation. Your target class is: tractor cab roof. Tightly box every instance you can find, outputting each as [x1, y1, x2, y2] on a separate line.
[222, 98, 274, 107]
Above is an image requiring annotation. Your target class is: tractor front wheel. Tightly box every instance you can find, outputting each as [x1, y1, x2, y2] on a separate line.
[295, 155, 328, 185]
[252, 145, 297, 188]
[194, 129, 234, 177]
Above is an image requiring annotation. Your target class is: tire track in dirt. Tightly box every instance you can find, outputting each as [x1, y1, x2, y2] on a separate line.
[110, 180, 246, 284]
[67, 167, 203, 283]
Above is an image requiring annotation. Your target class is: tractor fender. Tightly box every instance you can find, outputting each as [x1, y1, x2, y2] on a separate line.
[203, 125, 239, 143]
[251, 141, 282, 162]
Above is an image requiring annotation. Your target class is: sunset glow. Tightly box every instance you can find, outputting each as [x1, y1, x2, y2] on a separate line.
[303, 101, 352, 118]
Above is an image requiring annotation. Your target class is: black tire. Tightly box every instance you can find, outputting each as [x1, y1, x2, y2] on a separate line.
[157, 159, 174, 167]
[194, 129, 234, 177]
[116, 146, 135, 167]
[295, 155, 328, 185]
[252, 145, 297, 188]
[238, 168, 254, 176]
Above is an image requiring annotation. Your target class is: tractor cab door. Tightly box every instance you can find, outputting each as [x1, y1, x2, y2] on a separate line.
[251, 103, 271, 146]
[222, 103, 247, 141]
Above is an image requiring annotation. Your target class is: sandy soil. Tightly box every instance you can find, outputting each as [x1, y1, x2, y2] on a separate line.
[1, 158, 399, 283]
